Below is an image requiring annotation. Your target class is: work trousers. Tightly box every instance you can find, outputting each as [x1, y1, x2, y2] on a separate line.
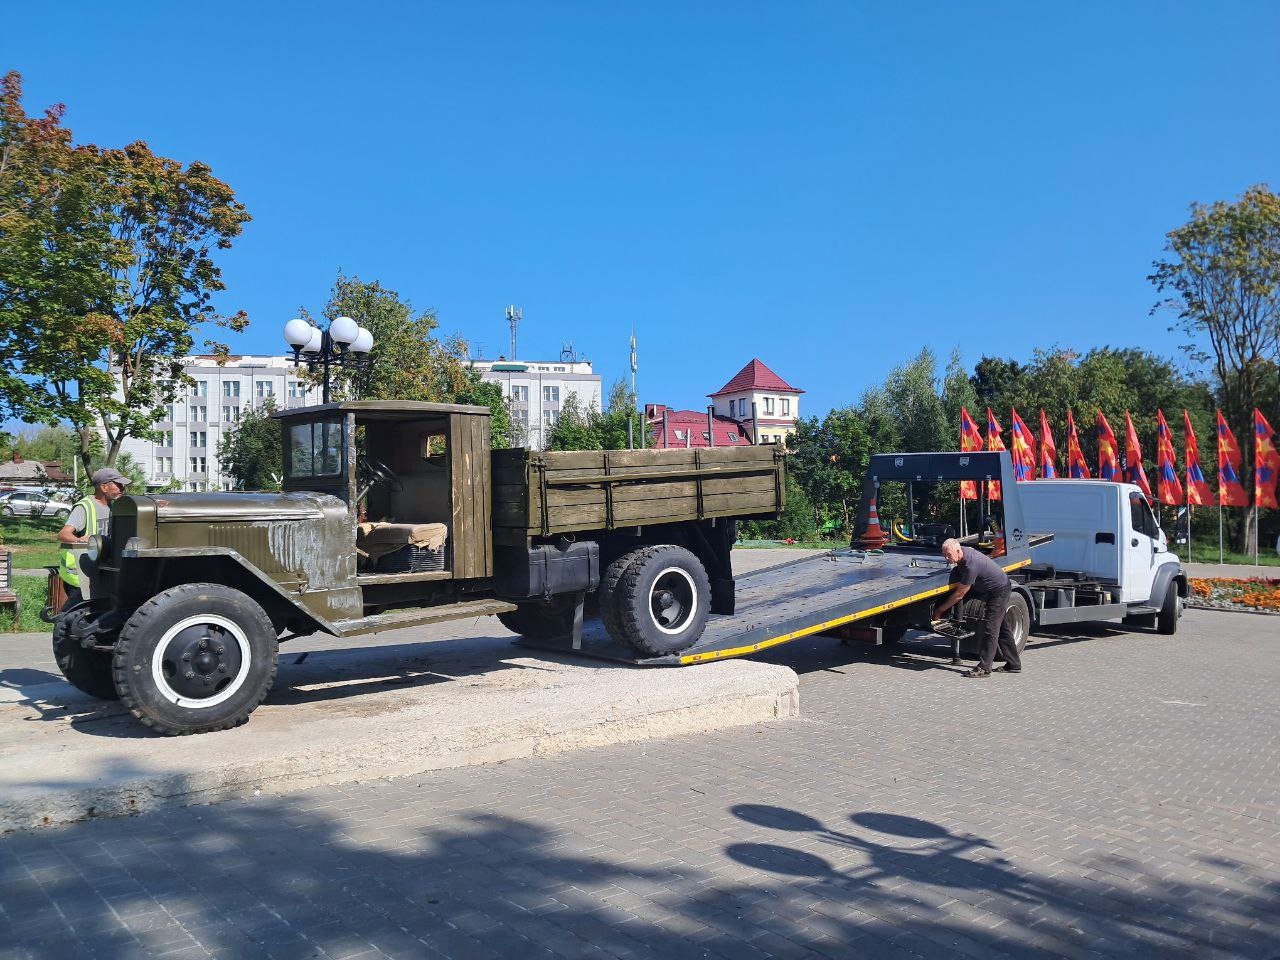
[977, 585, 1021, 671]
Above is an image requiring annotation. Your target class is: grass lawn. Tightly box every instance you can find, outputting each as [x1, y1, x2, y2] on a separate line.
[1183, 541, 1280, 567]
[0, 516, 64, 569]
[0, 575, 51, 632]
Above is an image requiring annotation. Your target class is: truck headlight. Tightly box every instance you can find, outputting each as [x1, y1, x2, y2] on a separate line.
[86, 535, 105, 563]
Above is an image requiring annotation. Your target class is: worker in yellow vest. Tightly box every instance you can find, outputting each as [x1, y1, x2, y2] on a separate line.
[56, 467, 130, 607]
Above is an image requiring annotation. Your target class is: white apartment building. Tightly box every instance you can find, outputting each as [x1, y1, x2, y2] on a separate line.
[116, 355, 322, 491]
[470, 358, 602, 450]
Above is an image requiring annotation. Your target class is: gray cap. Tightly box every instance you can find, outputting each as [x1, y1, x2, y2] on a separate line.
[90, 467, 130, 487]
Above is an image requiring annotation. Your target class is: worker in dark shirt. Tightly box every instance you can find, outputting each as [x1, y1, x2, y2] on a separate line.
[934, 538, 1022, 678]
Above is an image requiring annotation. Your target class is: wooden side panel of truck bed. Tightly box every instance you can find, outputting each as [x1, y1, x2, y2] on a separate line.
[491, 446, 785, 544]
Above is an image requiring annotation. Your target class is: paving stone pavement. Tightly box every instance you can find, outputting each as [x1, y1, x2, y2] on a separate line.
[1, 606, 1277, 960]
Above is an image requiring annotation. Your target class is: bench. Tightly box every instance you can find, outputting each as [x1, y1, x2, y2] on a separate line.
[0, 549, 19, 629]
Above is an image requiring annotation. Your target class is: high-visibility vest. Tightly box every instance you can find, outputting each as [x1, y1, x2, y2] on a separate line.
[58, 496, 100, 587]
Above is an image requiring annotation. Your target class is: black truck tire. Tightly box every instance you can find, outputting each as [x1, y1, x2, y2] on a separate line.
[1157, 581, 1180, 635]
[598, 549, 645, 643]
[112, 583, 279, 736]
[958, 594, 1030, 657]
[497, 600, 577, 640]
[52, 607, 120, 700]
[614, 545, 711, 656]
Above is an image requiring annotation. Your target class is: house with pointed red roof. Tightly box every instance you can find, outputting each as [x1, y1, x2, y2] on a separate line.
[643, 359, 803, 449]
[709, 359, 803, 445]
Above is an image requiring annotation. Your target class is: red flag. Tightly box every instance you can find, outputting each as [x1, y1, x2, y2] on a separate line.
[959, 407, 983, 501]
[1039, 409, 1058, 479]
[986, 408, 1005, 500]
[1066, 409, 1090, 479]
[1217, 411, 1248, 506]
[1155, 410, 1183, 505]
[1255, 409, 1279, 509]
[1009, 408, 1037, 481]
[1183, 411, 1211, 505]
[1123, 411, 1152, 497]
[1097, 411, 1120, 482]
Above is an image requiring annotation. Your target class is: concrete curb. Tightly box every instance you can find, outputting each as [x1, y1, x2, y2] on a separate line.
[1, 647, 799, 833]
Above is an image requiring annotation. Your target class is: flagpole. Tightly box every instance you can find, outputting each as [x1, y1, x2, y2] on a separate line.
[1186, 505, 1192, 564]
[1219, 506, 1223, 565]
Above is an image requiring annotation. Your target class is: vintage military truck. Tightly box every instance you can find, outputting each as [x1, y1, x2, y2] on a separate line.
[53, 401, 785, 735]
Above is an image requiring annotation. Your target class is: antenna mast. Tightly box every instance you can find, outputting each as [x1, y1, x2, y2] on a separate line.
[505, 304, 521, 360]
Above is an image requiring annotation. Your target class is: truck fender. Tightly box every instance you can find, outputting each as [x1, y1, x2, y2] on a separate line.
[124, 547, 338, 636]
[1148, 562, 1187, 606]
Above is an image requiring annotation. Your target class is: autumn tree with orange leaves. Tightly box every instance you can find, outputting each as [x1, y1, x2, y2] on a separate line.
[0, 71, 250, 474]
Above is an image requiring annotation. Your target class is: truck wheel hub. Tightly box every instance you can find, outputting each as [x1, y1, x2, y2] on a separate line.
[151, 616, 250, 707]
[649, 567, 697, 635]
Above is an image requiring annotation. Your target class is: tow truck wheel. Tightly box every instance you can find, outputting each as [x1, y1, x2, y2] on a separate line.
[112, 583, 279, 736]
[52, 607, 120, 700]
[1004, 593, 1031, 653]
[958, 594, 1031, 657]
[497, 599, 576, 640]
[1156, 581, 1180, 635]
[615, 545, 711, 656]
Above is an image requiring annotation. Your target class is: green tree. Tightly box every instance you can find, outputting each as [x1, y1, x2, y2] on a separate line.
[786, 409, 871, 532]
[0, 71, 250, 475]
[218, 400, 283, 490]
[740, 474, 817, 541]
[544, 392, 603, 451]
[596, 379, 648, 450]
[941, 348, 979, 442]
[315, 273, 470, 404]
[1150, 184, 1280, 550]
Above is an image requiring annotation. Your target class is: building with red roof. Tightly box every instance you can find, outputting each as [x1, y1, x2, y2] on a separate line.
[709, 358, 803, 445]
[645, 359, 803, 449]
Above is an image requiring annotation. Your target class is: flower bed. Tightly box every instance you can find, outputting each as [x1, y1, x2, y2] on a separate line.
[1188, 577, 1280, 613]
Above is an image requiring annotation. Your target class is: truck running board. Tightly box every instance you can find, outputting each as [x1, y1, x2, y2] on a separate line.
[333, 599, 518, 638]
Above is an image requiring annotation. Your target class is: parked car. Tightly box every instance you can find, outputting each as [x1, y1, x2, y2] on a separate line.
[0, 489, 72, 519]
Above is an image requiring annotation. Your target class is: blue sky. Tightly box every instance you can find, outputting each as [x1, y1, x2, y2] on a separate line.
[5, 1, 1278, 418]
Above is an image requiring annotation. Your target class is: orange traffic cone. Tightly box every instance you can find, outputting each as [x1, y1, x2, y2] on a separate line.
[857, 498, 887, 549]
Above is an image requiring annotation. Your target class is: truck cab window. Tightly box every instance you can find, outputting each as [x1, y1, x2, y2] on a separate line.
[1129, 493, 1159, 538]
[288, 418, 344, 478]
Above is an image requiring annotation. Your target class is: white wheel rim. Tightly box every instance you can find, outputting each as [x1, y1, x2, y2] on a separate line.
[150, 614, 252, 708]
[649, 566, 698, 635]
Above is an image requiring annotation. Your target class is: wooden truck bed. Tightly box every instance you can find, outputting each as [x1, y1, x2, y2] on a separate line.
[491, 446, 785, 545]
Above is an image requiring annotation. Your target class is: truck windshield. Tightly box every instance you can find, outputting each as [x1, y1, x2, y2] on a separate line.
[288, 418, 344, 478]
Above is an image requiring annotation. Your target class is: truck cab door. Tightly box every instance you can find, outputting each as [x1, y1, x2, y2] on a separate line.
[1121, 492, 1162, 603]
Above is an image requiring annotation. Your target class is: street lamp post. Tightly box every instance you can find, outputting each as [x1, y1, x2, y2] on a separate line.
[283, 316, 374, 403]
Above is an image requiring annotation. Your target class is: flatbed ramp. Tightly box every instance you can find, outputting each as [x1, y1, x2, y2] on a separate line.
[518, 550, 965, 666]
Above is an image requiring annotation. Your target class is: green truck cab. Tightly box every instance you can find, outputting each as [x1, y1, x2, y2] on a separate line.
[54, 401, 786, 735]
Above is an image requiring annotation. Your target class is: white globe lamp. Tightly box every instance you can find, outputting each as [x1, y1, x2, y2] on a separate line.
[284, 318, 314, 350]
[330, 315, 360, 346]
[351, 327, 374, 354]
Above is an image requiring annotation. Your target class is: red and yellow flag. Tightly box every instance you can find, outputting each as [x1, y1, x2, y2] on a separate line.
[1097, 411, 1120, 482]
[1256, 409, 1279, 509]
[986, 408, 1005, 500]
[1155, 410, 1183, 505]
[1038, 409, 1058, 479]
[1183, 411, 1211, 506]
[1217, 411, 1248, 506]
[1066, 409, 1090, 479]
[1009, 408, 1037, 482]
[1123, 411, 1152, 497]
[959, 407, 983, 501]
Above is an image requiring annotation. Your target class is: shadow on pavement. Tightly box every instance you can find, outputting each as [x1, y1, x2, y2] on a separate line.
[1, 789, 1273, 959]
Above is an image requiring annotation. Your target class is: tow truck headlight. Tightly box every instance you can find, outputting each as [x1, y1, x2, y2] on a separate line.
[86, 535, 105, 563]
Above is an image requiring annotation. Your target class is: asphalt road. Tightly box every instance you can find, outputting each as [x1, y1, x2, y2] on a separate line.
[1, 576, 1276, 959]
